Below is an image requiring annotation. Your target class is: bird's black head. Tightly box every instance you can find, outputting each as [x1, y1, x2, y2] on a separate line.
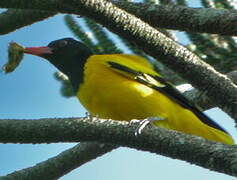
[24, 38, 93, 92]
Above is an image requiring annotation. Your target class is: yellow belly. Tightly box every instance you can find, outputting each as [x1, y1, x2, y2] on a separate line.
[78, 62, 170, 120]
[77, 55, 234, 145]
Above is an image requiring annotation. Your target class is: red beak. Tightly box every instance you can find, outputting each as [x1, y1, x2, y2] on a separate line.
[24, 46, 52, 58]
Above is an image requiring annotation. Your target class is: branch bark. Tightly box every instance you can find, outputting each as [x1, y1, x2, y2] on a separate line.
[114, 2, 237, 36]
[184, 70, 237, 110]
[0, 117, 236, 177]
[0, 142, 117, 180]
[0, 9, 56, 35]
[1, 1, 237, 35]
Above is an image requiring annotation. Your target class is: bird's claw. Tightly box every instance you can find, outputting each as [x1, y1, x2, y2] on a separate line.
[85, 112, 99, 121]
[85, 112, 93, 120]
[134, 117, 165, 136]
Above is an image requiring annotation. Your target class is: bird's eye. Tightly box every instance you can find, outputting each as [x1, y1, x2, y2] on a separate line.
[59, 40, 68, 47]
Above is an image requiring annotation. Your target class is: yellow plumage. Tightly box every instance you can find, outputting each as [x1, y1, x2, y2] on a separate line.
[78, 54, 234, 145]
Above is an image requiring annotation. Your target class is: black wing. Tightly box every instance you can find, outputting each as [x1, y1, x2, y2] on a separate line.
[107, 61, 228, 134]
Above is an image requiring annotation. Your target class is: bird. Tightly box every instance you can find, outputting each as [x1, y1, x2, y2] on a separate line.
[23, 38, 234, 145]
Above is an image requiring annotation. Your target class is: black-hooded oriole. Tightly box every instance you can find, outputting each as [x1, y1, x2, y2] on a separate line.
[23, 38, 234, 145]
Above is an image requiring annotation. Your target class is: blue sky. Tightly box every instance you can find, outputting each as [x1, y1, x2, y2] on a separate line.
[1, 2, 237, 180]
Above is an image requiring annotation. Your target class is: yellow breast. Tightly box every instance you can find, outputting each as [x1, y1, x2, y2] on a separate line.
[77, 54, 169, 120]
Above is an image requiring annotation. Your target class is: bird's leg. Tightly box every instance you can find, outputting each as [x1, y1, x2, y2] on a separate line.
[85, 112, 93, 120]
[134, 117, 166, 136]
[85, 112, 99, 121]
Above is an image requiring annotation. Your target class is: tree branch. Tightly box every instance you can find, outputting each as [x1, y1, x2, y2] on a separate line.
[1, 1, 237, 35]
[184, 70, 237, 110]
[0, 117, 236, 177]
[113, 2, 237, 36]
[0, 9, 56, 35]
[0, 142, 117, 180]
